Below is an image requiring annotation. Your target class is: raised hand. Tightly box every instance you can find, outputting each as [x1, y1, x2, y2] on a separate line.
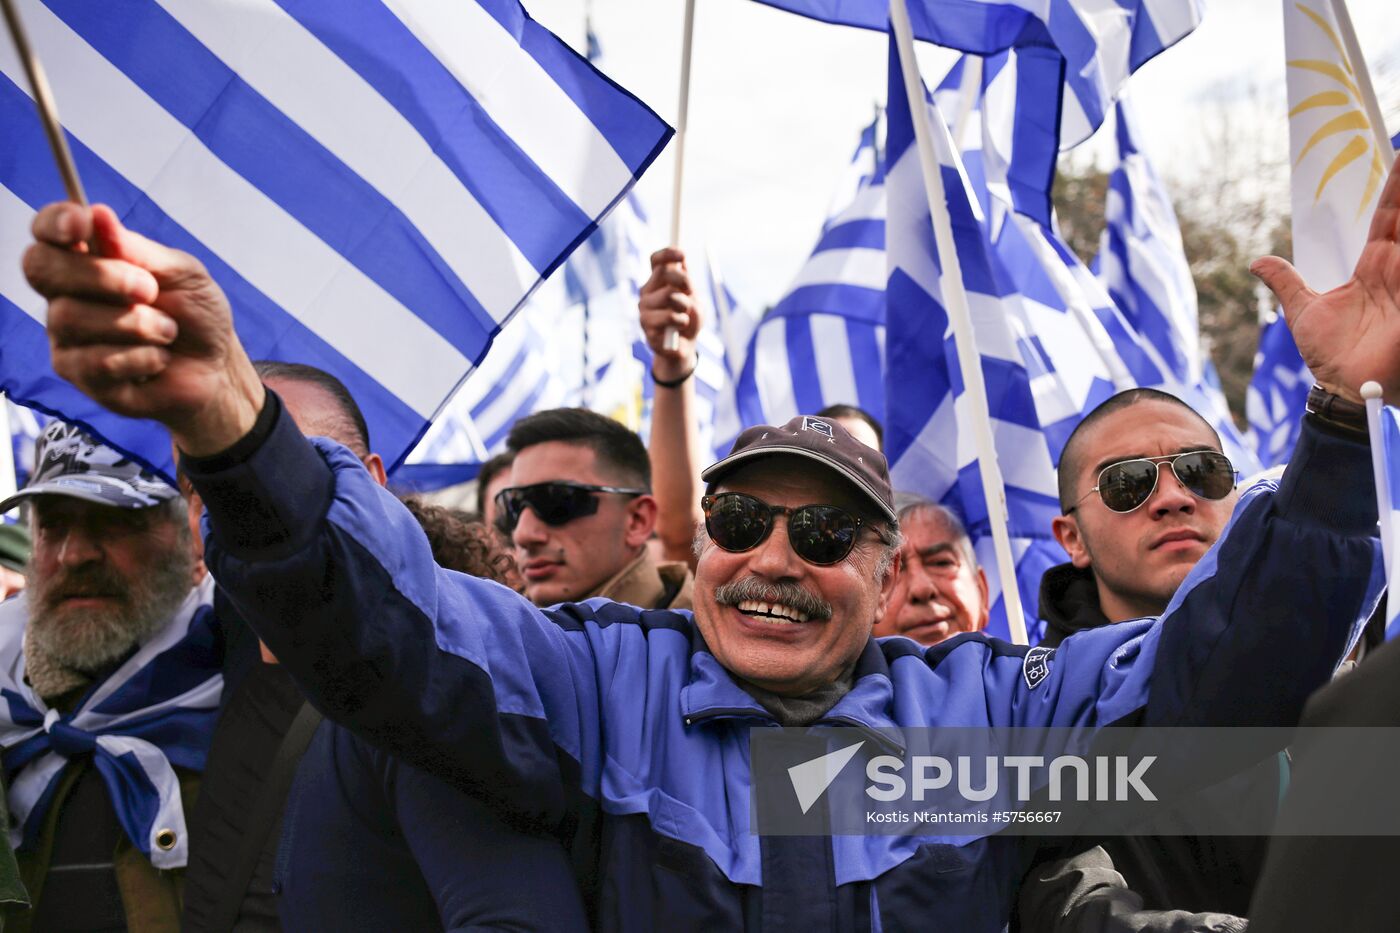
[639, 247, 702, 381]
[23, 202, 264, 455]
[1252, 156, 1400, 404]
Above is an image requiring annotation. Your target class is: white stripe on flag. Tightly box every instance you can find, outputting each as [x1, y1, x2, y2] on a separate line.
[156, 0, 539, 321]
[1, 1, 469, 417]
[754, 320, 799, 424]
[384, 0, 635, 219]
[808, 314, 860, 406]
[788, 247, 887, 293]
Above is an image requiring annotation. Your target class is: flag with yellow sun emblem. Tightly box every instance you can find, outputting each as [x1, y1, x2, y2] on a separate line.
[1284, 0, 1394, 291]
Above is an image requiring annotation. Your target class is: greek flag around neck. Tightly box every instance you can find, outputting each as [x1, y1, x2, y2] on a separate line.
[0, 573, 220, 870]
[0, 0, 672, 484]
[749, 0, 1203, 147]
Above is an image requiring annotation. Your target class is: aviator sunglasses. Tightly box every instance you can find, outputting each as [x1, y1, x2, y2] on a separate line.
[701, 492, 866, 565]
[1068, 450, 1237, 515]
[494, 481, 646, 535]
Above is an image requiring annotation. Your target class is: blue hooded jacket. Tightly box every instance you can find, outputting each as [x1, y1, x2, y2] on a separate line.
[186, 398, 1382, 932]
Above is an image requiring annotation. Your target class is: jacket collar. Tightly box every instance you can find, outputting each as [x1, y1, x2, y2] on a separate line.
[678, 633, 905, 756]
[596, 550, 692, 611]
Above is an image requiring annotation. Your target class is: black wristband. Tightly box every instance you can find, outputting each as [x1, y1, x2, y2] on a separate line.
[179, 387, 281, 473]
[1305, 384, 1368, 436]
[651, 357, 697, 389]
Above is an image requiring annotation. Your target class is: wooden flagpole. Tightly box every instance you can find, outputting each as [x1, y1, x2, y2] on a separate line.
[662, 0, 697, 353]
[1, 0, 87, 205]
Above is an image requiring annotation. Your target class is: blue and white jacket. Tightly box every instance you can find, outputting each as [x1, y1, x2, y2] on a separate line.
[186, 398, 1383, 932]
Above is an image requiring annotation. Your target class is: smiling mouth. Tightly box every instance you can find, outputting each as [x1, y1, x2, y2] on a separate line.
[735, 599, 812, 624]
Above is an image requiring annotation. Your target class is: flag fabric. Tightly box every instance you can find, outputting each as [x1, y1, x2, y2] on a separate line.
[1381, 405, 1400, 641]
[722, 115, 887, 454]
[751, 0, 1203, 147]
[0, 0, 671, 482]
[1246, 313, 1313, 469]
[7, 400, 44, 490]
[883, 36, 1062, 643]
[0, 576, 220, 869]
[1284, 0, 1388, 292]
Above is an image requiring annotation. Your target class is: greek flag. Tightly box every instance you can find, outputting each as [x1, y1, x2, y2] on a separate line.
[751, 0, 1202, 146]
[0, 575, 220, 869]
[0, 0, 671, 482]
[724, 116, 887, 451]
[883, 37, 1061, 642]
[1094, 98, 1261, 474]
[1381, 405, 1400, 642]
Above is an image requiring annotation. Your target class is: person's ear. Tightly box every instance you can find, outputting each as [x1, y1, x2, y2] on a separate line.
[625, 495, 659, 550]
[363, 453, 388, 487]
[875, 546, 904, 620]
[973, 566, 989, 630]
[1052, 513, 1092, 570]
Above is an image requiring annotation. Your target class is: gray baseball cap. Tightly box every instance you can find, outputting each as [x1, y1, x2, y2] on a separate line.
[0, 421, 177, 514]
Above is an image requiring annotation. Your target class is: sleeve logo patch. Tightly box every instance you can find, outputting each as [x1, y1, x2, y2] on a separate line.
[1023, 646, 1055, 690]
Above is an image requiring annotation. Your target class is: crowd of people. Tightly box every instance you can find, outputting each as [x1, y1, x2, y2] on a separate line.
[0, 159, 1394, 931]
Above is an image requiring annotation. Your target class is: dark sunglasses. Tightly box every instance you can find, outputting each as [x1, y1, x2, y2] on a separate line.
[701, 492, 866, 566]
[494, 481, 646, 535]
[1069, 451, 1237, 515]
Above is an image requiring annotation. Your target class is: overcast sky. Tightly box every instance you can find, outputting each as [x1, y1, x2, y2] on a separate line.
[524, 0, 1400, 307]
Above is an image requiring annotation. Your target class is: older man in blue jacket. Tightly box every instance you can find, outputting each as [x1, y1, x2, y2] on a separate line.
[19, 159, 1400, 930]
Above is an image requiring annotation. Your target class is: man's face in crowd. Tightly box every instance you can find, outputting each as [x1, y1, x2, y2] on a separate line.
[831, 416, 881, 452]
[27, 497, 198, 672]
[509, 441, 654, 606]
[1052, 399, 1238, 622]
[874, 508, 988, 645]
[693, 458, 896, 696]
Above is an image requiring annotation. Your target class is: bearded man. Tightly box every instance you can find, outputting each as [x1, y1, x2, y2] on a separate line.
[0, 421, 219, 933]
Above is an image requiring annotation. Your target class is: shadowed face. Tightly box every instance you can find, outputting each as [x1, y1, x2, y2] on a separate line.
[875, 508, 988, 645]
[1052, 399, 1238, 622]
[692, 458, 897, 696]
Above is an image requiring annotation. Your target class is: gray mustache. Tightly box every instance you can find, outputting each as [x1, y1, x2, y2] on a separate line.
[713, 576, 833, 621]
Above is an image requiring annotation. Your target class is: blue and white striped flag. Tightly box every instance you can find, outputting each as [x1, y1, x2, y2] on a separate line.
[1380, 404, 1400, 641]
[752, 0, 1202, 147]
[0, 0, 671, 481]
[884, 37, 1061, 643]
[7, 400, 44, 491]
[1246, 312, 1312, 469]
[724, 115, 887, 452]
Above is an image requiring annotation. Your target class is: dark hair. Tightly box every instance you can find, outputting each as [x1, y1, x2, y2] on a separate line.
[815, 404, 884, 449]
[476, 451, 515, 516]
[1056, 388, 1220, 512]
[253, 360, 371, 456]
[400, 496, 520, 590]
[506, 408, 650, 490]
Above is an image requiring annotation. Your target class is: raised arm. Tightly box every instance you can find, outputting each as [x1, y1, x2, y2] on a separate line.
[638, 247, 707, 565]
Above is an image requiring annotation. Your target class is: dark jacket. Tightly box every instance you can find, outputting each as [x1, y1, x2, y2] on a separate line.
[183, 398, 1382, 931]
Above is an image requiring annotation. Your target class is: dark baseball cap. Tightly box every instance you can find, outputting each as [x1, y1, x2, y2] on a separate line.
[701, 415, 896, 522]
[0, 421, 178, 514]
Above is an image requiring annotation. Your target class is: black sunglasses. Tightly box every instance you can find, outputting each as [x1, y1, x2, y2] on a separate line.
[701, 492, 866, 566]
[1069, 451, 1237, 515]
[494, 481, 646, 535]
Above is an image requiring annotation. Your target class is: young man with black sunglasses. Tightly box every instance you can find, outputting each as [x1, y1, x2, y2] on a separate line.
[499, 408, 693, 610]
[20, 153, 1399, 930]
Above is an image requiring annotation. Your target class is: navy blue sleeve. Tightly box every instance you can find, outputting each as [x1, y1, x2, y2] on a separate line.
[183, 398, 615, 825]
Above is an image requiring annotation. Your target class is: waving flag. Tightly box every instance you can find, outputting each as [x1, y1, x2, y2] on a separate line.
[1380, 405, 1400, 642]
[0, 0, 671, 482]
[751, 0, 1202, 146]
[883, 37, 1061, 643]
[724, 114, 887, 450]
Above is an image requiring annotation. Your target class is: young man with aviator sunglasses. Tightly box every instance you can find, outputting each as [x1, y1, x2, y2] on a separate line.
[496, 407, 693, 611]
[20, 154, 1400, 930]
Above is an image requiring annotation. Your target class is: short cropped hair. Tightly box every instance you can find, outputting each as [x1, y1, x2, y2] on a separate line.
[816, 403, 884, 449]
[475, 451, 515, 516]
[1056, 388, 1220, 512]
[506, 408, 651, 491]
[254, 360, 371, 457]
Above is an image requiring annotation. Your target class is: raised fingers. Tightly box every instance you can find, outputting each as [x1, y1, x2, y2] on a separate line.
[23, 242, 159, 305]
[47, 298, 178, 349]
[51, 344, 172, 395]
[30, 202, 91, 248]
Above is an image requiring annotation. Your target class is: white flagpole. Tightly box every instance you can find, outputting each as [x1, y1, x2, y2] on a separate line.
[663, 0, 697, 353]
[1329, 0, 1396, 170]
[1361, 381, 1391, 572]
[889, 0, 1028, 644]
